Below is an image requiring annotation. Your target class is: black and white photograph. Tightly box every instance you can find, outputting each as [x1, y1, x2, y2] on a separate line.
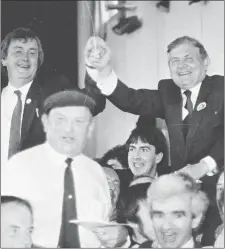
[1, 0, 224, 248]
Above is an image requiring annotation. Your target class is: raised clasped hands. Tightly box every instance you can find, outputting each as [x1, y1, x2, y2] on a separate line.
[84, 36, 112, 77]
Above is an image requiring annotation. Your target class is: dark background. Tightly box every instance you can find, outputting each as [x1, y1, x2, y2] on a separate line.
[1, 0, 78, 87]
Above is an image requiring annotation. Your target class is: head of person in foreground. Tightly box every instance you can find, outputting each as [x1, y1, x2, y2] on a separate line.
[145, 172, 209, 248]
[1, 195, 34, 248]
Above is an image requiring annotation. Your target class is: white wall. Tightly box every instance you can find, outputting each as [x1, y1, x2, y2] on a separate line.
[78, 1, 224, 158]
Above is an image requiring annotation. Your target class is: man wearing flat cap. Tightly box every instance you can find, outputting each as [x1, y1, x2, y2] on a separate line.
[1, 89, 128, 248]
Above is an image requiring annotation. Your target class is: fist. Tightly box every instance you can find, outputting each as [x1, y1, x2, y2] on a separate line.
[84, 36, 111, 72]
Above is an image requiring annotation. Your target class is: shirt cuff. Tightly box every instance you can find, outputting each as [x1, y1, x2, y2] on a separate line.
[86, 67, 118, 96]
[201, 156, 218, 176]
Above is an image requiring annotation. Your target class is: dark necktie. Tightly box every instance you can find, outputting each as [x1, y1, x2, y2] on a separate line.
[8, 90, 22, 159]
[182, 90, 193, 139]
[58, 158, 80, 248]
[184, 90, 193, 115]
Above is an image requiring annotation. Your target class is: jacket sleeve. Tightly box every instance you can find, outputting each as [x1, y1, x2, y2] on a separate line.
[208, 76, 224, 171]
[209, 124, 224, 170]
[107, 79, 165, 118]
[83, 72, 107, 116]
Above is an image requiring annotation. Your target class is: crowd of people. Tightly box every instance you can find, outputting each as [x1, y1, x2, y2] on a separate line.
[1, 27, 224, 248]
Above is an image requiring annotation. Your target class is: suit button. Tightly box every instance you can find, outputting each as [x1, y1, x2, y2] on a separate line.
[68, 195, 73, 199]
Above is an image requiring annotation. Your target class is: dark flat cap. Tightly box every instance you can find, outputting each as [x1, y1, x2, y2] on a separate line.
[44, 89, 96, 115]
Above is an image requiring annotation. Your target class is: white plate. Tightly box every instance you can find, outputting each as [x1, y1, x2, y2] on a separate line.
[69, 219, 137, 230]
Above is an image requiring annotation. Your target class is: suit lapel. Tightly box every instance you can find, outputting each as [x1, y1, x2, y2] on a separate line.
[20, 79, 42, 146]
[185, 76, 213, 154]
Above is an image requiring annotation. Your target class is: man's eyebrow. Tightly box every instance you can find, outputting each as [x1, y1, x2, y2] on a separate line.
[12, 45, 23, 49]
[152, 210, 163, 214]
[29, 48, 38, 51]
[139, 145, 151, 149]
[9, 225, 20, 229]
[172, 210, 186, 216]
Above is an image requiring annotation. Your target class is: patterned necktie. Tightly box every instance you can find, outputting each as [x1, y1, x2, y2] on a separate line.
[58, 158, 80, 248]
[8, 90, 22, 159]
[182, 90, 193, 139]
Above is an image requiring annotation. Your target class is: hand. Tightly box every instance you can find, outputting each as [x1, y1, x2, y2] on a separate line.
[178, 162, 209, 180]
[93, 225, 128, 248]
[84, 36, 112, 77]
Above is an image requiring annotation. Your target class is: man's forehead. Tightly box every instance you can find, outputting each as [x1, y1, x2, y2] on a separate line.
[2, 201, 30, 212]
[9, 38, 38, 48]
[129, 139, 154, 147]
[104, 168, 119, 182]
[152, 195, 191, 212]
[168, 43, 201, 57]
[49, 105, 92, 117]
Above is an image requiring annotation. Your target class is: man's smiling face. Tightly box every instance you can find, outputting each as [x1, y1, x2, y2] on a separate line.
[168, 43, 208, 90]
[151, 195, 193, 248]
[128, 138, 160, 177]
[2, 38, 39, 85]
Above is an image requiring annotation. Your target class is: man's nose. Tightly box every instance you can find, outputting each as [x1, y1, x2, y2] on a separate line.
[64, 121, 74, 132]
[177, 60, 189, 69]
[133, 150, 141, 159]
[21, 233, 32, 248]
[21, 52, 29, 61]
[162, 216, 173, 230]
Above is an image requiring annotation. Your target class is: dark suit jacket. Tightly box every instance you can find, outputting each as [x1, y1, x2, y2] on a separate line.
[2, 74, 72, 153]
[85, 74, 224, 198]
[20, 78, 45, 151]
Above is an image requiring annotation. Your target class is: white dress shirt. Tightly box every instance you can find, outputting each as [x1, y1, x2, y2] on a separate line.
[86, 68, 217, 174]
[1, 142, 112, 247]
[1, 82, 32, 166]
[181, 82, 202, 120]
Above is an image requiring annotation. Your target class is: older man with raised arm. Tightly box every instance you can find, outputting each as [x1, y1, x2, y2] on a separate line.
[84, 36, 224, 245]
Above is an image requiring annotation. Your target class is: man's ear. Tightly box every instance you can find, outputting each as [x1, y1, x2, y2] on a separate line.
[41, 114, 48, 133]
[87, 118, 95, 138]
[1, 58, 7, 66]
[156, 152, 163, 164]
[192, 213, 203, 230]
[203, 56, 209, 70]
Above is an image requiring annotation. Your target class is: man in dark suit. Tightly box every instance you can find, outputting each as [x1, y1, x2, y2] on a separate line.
[1, 27, 72, 167]
[84, 36, 224, 245]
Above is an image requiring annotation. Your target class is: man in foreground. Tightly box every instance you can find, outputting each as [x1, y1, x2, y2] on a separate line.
[1, 89, 128, 248]
[140, 173, 209, 248]
[1, 196, 34, 248]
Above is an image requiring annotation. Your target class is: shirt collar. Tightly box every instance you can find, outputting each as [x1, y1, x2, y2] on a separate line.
[181, 82, 202, 97]
[44, 142, 84, 167]
[8, 81, 33, 97]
